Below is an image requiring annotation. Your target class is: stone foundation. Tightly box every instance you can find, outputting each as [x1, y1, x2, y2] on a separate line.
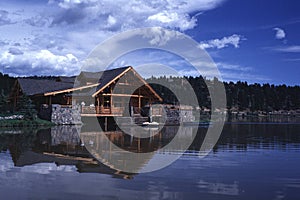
[152, 105, 196, 125]
[165, 107, 195, 125]
[40, 104, 82, 125]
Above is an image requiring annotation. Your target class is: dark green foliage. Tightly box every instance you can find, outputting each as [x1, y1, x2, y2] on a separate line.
[17, 94, 37, 120]
[0, 90, 8, 114]
[0, 72, 16, 95]
[0, 72, 299, 112]
[147, 76, 300, 111]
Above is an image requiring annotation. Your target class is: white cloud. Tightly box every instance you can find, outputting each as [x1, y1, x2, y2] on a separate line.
[0, 10, 15, 26]
[273, 27, 286, 39]
[0, 40, 9, 46]
[0, 0, 227, 76]
[220, 71, 270, 83]
[24, 14, 52, 27]
[49, 0, 225, 31]
[216, 62, 252, 72]
[198, 34, 244, 49]
[107, 15, 117, 26]
[273, 45, 300, 53]
[0, 49, 80, 76]
[8, 47, 24, 55]
[147, 11, 197, 31]
[55, 0, 98, 9]
[142, 27, 184, 46]
[214, 62, 269, 83]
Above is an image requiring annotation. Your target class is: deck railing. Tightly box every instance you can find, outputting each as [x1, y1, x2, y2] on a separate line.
[81, 106, 124, 115]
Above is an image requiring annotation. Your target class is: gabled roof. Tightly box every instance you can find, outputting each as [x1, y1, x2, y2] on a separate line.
[92, 66, 132, 95]
[44, 67, 131, 96]
[77, 71, 104, 82]
[78, 66, 130, 85]
[16, 66, 162, 101]
[98, 66, 132, 86]
[17, 78, 74, 96]
[57, 76, 76, 83]
[91, 67, 162, 101]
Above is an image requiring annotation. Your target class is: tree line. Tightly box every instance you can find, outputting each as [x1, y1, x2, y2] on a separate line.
[0, 73, 299, 113]
[147, 76, 300, 112]
[0, 73, 37, 119]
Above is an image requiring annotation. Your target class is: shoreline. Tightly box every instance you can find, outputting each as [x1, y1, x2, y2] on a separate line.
[0, 118, 54, 128]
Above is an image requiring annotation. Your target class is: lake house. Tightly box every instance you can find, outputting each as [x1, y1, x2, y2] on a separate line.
[9, 66, 163, 124]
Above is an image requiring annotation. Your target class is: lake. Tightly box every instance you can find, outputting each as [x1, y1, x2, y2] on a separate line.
[0, 119, 300, 200]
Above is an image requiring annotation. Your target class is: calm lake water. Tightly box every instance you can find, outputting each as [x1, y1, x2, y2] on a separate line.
[1, 119, 300, 200]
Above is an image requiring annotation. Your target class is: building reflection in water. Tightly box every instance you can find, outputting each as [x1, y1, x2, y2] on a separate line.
[79, 124, 201, 173]
[5, 124, 197, 178]
[3, 122, 299, 179]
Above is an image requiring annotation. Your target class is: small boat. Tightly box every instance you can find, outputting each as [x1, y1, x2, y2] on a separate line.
[142, 121, 159, 127]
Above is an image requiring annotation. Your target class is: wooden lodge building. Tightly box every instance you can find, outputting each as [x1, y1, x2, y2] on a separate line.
[10, 66, 162, 123]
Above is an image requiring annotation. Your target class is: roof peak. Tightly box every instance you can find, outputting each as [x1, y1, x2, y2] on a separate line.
[80, 66, 132, 74]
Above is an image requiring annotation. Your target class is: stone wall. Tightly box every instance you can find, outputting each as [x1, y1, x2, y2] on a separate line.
[51, 104, 82, 125]
[40, 104, 82, 125]
[152, 105, 195, 125]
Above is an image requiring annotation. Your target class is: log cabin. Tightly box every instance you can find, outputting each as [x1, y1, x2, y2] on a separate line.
[9, 66, 162, 118]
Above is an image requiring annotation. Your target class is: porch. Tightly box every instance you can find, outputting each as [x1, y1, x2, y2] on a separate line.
[80, 106, 125, 117]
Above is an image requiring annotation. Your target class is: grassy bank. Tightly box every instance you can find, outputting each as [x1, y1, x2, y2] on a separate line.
[0, 118, 54, 127]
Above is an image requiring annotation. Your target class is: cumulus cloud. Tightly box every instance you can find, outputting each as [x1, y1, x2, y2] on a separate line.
[273, 27, 286, 39]
[0, 40, 9, 46]
[24, 15, 51, 27]
[1, 0, 227, 76]
[54, 0, 98, 9]
[0, 10, 14, 26]
[147, 11, 197, 31]
[51, 6, 87, 25]
[0, 49, 80, 76]
[198, 34, 244, 49]
[142, 27, 184, 46]
[49, 0, 225, 31]
[8, 47, 24, 55]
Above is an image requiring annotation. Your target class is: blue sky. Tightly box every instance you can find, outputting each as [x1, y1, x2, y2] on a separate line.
[0, 0, 299, 85]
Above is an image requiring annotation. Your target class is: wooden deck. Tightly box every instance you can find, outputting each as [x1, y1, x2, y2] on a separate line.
[81, 106, 124, 116]
[81, 113, 123, 117]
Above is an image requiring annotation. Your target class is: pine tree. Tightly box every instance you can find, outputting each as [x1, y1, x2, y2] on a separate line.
[17, 95, 37, 120]
[0, 90, 7, 114]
